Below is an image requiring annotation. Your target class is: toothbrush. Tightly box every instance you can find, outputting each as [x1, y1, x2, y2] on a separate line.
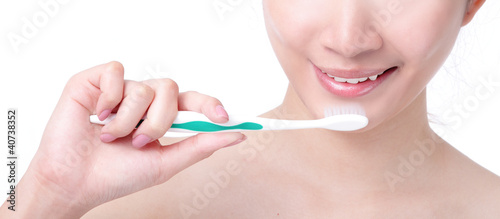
[89, 107, 368, 133]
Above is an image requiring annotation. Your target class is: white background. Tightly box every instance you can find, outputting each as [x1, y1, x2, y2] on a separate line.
[0, 0, 499, 200]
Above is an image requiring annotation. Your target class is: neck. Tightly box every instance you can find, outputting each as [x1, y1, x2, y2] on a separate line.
[263, 85, 445, 192]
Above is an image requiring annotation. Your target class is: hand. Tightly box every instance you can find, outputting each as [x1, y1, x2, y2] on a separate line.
[3, 61, 245, 218]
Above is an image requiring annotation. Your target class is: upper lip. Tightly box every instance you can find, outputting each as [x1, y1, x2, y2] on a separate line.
[315, 65, 394, 79]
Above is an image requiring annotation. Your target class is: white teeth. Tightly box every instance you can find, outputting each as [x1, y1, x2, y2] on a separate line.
[321, 69, 387, 84]
[334, 76, 368, 84]
[358, 77, 368, 82]
[334, 77, 348, 83]
[346, 79, 359, 84]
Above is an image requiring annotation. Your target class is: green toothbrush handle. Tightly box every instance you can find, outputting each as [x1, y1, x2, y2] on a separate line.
[169, 111, 264, 133]
[169, 121, 263, 132]
[89, 111, 264, 133]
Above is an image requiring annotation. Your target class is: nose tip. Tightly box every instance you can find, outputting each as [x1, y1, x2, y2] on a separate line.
[320, 11, 383, 58]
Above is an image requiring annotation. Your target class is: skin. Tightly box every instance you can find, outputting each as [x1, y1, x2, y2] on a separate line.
[2, 0, 499, 218]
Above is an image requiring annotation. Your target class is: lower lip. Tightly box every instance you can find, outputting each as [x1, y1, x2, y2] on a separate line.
[314, 64, 396, 98]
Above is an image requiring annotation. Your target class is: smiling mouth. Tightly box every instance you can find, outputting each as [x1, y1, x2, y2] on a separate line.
[313, 63, 399, 97]
[319, 67, 398, 84]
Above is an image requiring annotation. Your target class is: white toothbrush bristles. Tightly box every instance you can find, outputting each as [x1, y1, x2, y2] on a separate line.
[322, 105, 368, 131]
[324, 104, 366, 118]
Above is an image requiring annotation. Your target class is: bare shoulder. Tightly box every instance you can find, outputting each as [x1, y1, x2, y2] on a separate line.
[443, 146, 500, 218]
[467, 171, 500, 218]
[463, 175, 500, 218]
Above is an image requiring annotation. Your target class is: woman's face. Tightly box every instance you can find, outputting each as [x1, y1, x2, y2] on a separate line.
[263, 0, 470, 130]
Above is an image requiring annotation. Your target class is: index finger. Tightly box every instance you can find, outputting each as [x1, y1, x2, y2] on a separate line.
[65, 61, 125, 119]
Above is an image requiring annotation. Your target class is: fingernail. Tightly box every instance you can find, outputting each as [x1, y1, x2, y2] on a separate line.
[224, 134, 247, 148]
[100, 133, 117, 143]
[132, 134, 152, 148]
[98, 109, 112, 121]
[215, 105, 229, 119]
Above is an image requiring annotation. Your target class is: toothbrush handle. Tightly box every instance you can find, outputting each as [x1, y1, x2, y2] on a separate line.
[89, 111, 283, 133]
[169, 111, 265, 133]
[173, 111, 334, 132]
[169, 111, 318, 132]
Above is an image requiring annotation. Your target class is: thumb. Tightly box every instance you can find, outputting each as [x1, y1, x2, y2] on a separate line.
[157, 132, 246, 180]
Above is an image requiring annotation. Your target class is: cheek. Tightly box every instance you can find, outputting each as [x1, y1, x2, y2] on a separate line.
[263, 1, 323, 54]
[391, 1, 465, 67]
[364, 1, 467, 125]
[263, 1, 322, 103]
